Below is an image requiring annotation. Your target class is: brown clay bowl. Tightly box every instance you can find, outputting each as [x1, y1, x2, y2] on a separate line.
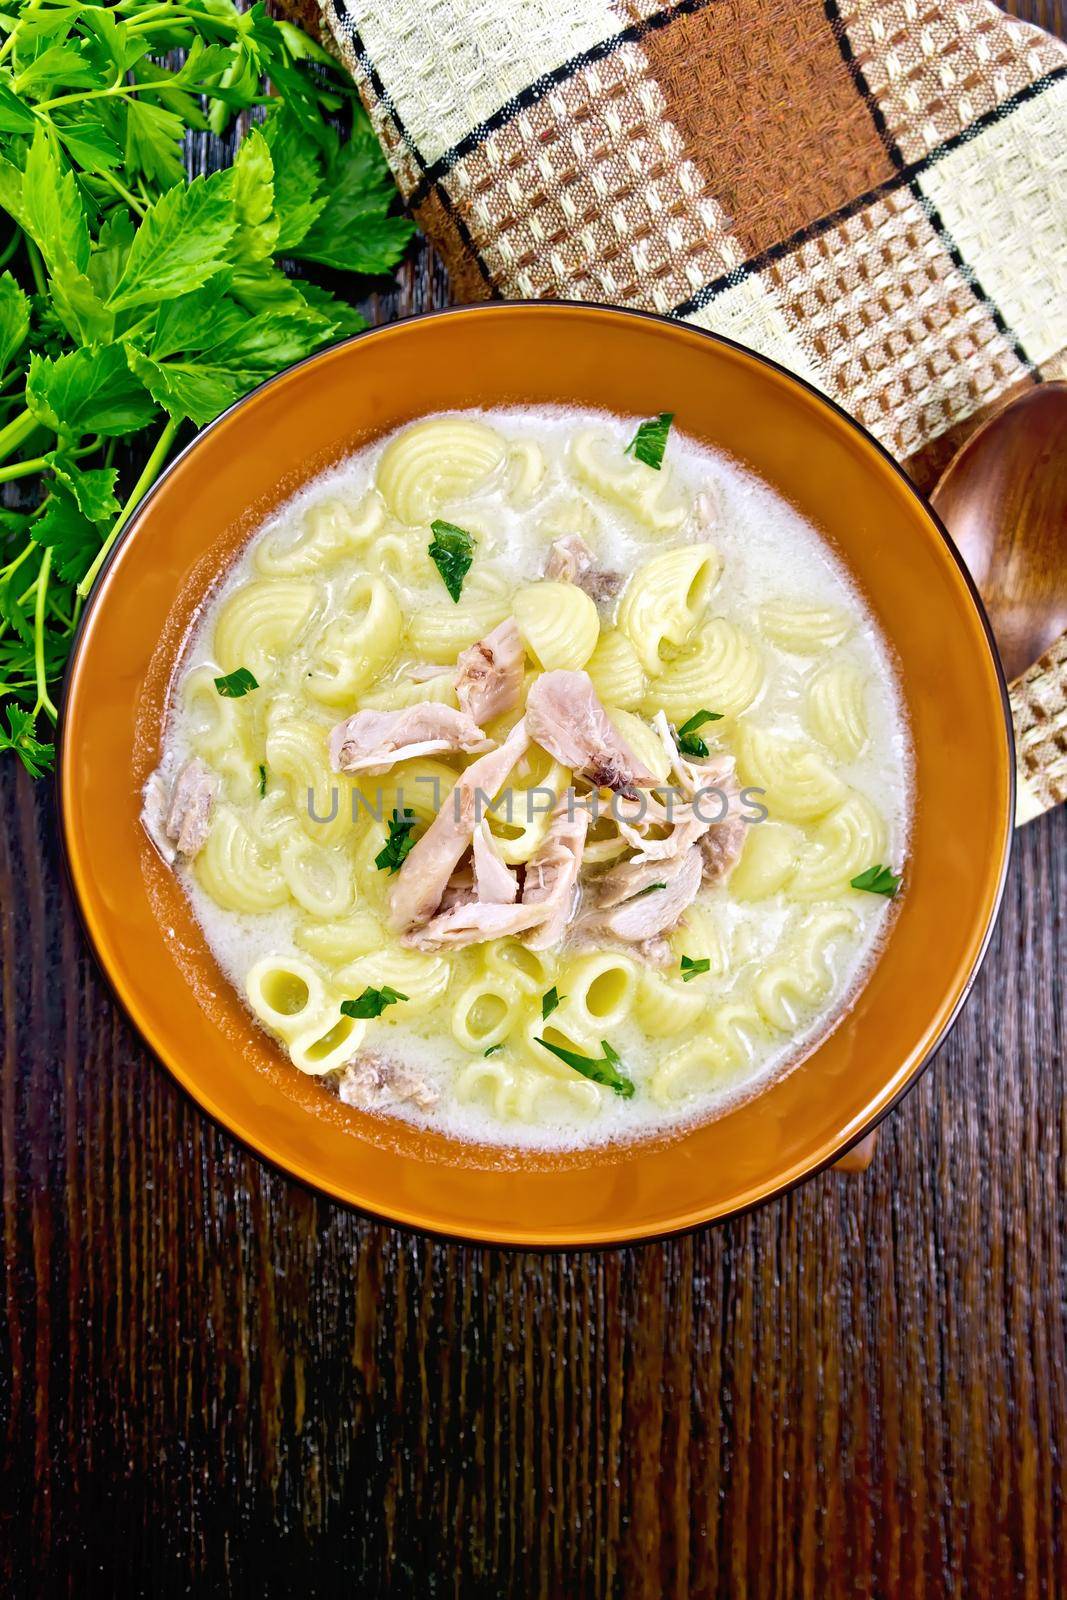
[58, 304, 1013, 1245]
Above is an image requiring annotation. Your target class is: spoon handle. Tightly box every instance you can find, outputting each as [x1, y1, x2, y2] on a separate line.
[1010, 629, 1067, 825]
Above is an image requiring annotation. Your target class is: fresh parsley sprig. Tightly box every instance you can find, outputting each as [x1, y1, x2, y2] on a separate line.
[535, 1035, 636, 1099]
[675, 707, 723, 758]
[428, 518, 475, 603]
[214, 665, 258, 698]
[850, 864, 902, 898]
[541, 984, 563, 1020]
[375, 808, 418, 874]
[0, 1, 414, 777]
[624, 412, 673, 470]
[341, 985, 408, 1020]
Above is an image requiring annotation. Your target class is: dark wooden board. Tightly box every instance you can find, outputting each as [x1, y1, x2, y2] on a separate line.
[2, 6, 1065, 1591]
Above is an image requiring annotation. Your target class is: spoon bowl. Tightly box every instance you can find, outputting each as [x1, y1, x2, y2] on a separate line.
[930, 383, 1067, 682]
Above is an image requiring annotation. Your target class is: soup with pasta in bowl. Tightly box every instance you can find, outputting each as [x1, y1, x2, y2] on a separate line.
[59, 305, 1012, 1242]
[142, 407, 911, 1149]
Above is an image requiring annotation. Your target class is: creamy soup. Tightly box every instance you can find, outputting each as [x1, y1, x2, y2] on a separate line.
[143, 407, 911, 1150]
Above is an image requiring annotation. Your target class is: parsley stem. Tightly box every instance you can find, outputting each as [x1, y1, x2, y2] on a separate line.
[0, 409, 38, 467]
[26, 239, 46, 298]
[0, 455, 48, 484]
[33, 548, 57, 722]
[77, 416, 180, 599]
[1, 538, 35, 582]
[98, 169, 146, 219]
[0, 228, 21, 269]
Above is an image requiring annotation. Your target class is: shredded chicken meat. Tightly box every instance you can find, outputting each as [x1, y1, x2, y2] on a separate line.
[525, 670, 657, 793]
[337, 1050, 439, 1111]
[521, 794, 591, 950]
[389, 719, 531, 932]
[454, 617, 525, 724]
[142, 757, 218, 862]
[329, 703, 493, 774]
[582, 844, 703, 943]
[545, 533, 623, 603]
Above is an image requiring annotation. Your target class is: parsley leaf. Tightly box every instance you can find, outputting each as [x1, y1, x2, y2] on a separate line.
[850, 864, 902, 898]
[676, 707, 724, 758]
[44, 451, 119, 522]
[0, 271, 30, 375]
[375, 808, 418, 873]
[484, 1043, 504, 1057]
[257, 763, 267, 798]
[340, 985, 409, 1020]
[30, 481, 99, 584]
[0, 702, 54, 778]
[635, 880, 667, 898]
[27, 345, 156, 437]
[541, 985, 563, 1020]
[535, 1036, 636, 1098]
[214, 667, 258, 699]
[107, 171, 238, 311]
[292, 114, 415, 274]
[624, 412, 673, 470]
[679, 955, 711, 982]
[125, 99, 187, 190]
[428, 519, 475, 603]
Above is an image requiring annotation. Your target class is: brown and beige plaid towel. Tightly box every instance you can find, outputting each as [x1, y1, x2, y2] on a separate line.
[321, 0, 1066, 489]
[317, 0, 1067, 816]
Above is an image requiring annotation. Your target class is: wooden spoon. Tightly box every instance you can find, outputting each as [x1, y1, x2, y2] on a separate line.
[836, 383, 1067, 1176]
[930, 382, 1067, 681]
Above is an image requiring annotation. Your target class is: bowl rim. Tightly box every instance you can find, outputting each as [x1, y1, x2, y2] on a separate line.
[56, 299, 1016, 1245]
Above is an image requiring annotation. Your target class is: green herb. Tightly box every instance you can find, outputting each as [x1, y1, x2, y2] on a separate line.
[676, 707, 723, 758]
[340, 985, 409, 1020]
[850, 864, 902, 898]
[0, 2, 414, 777]
[535, 1035, 635, 1099]
[0, 701, 51, 777]
[624, 412, 673, 471]
[634, 880, 667, 898]
[484, 1043, 504, 1057]
[428, 519, 475, 603]
[541, 985, 563, 1020]
[214, 666, 258, 698]
[375, 808, 418, 874]
[257, 762, 267, 797]
[679, 954, 711, 981]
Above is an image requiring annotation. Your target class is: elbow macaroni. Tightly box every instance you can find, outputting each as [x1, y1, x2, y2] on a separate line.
[617, 543, 721, 673]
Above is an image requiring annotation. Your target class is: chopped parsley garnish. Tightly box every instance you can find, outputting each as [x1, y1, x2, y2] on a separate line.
[535, 1036, 635, 1099]
[214, 666, 259, 699]
[428, 519, 475, 602]
[635, 881, 667, 897]
[541, 985, 563, 1020]
[624, 412, 673, 471]
[340, 986, 409, 1020]
[375, 808, 418, 874]
[676, 708, 723, 758]
[679, 955, 711, 981]
[484, 1043, 505, 1057]
[850, 864, 902, 898]
[257, 764, 267, 797]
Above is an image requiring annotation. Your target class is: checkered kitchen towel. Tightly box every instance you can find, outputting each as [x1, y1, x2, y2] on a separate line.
[316, 0, 1067, 491]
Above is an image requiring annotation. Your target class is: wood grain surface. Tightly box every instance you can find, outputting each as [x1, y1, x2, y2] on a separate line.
[3, 9, 1067, 1592]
